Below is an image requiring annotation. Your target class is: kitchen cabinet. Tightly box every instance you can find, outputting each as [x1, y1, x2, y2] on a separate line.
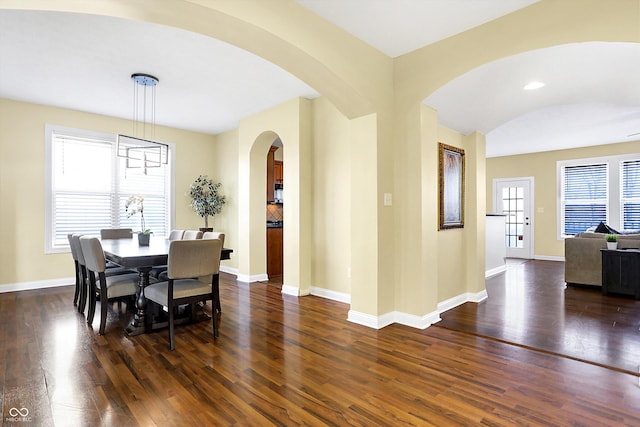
[267, 146, 277, 202]
[267, 226, 283, 277]
[274, 160, 283, 184]
[267, 146, 283, 203]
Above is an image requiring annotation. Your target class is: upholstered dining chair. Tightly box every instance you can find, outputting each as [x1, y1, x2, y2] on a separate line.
[168, 229, 185, 241]
[67, 234, 82, 308]
[100, 228, 133, 239]
[182, 230, 203, 240]
[202, 231, 225, 313]
[79, 236, 139, 335]
[144, 238, 222, 350]
[202, 231, 225, 248]
[149, 229, 188, 280]
[100, 228, 135, 270]
[70, 233, 91, 314]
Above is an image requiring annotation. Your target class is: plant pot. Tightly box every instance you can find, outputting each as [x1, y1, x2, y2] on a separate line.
[199, 227, 213, 233]
[606, 242, 618, 250]
[138, 233, 150, 246]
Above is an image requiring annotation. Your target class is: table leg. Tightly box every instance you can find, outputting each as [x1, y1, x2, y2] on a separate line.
[126, 266, 151, 336]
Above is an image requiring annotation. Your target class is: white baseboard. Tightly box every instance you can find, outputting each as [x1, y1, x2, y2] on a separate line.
[534, 255, 564, 262]
[219, 265, 238, 276]
[236, 273, 268, 283]
[485, 265, 507, 278]
[281, 285, 311, 296]
[309, 287, 350, 304]
[347, 288, 487, 330]
[0, 277, 74, 294]
[347, 310, 395, 329]
[394, 310, 441, 329]
[347, 309, 442, 330]
[438, 289, 488, 314]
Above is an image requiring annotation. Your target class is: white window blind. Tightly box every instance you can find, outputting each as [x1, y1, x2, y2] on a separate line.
[46, 126, 172, 252]
[561, 163, 608, 235]
[558, 154, 640, 238]
[622, 159, 640, 230]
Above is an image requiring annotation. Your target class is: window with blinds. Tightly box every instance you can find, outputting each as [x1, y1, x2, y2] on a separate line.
[622, 159, 640, 230]
[46, 125, 172, 252]
[558, 154, 640, 237]
[561, 163, 608, 235]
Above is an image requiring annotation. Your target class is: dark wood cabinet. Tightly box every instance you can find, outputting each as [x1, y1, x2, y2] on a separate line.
[267, 227, 283, 278]
[601, 249, 640, 299]
[274, 160, 283, 184]
[266, 147, 277, 202]
[266, 147, 283, 202]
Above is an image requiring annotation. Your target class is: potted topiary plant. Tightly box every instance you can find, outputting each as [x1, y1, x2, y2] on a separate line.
[125, 195, 152, 245]
[188, 175, 226, 232]
[605, 233, 618, 250]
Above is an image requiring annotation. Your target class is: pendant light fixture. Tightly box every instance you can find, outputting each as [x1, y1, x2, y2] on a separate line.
[117, 73, 168, 172]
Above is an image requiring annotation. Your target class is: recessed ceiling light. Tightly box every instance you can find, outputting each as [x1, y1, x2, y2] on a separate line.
[524, 81, 545, 91]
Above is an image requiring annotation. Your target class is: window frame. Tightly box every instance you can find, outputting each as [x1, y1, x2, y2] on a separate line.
[45, 124, 176, 253]
[557, 153, 639, 239]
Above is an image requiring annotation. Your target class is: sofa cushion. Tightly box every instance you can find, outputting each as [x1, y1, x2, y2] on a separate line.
[577, 232, 607, 239]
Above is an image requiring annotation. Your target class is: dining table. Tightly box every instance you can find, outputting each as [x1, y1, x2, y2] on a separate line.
[101, 236, 233, 336]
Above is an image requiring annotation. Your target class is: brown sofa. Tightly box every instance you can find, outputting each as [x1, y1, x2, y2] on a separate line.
[564, 232, 640, 287]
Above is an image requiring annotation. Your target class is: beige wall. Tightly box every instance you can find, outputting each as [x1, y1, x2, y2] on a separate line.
[436, 127, 466, 302]
[3, 0, 640, 327]
[0, 98, 216, 287]
[486, 140, 640, 259]
[212, 128, 239, 271]
[213, 97, 352, 294]
[434, 127, 486, 302]
[310, 97, 351, 295]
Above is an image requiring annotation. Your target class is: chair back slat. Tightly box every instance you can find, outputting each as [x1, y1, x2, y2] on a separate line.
[167, 239, 221, 279]
[79, 236, 107, 273]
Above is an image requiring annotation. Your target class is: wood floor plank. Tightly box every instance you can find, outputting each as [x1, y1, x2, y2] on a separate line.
[2, 266, 640, 425]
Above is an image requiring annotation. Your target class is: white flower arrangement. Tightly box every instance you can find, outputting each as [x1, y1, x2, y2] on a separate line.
[125, 195, 151, 234]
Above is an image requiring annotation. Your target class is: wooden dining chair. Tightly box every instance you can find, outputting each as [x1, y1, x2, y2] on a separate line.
[144, 239, 222, 350]
[202, 232, 225, 313]
[79, 236, 139, 335]
[182, 230, 203, 240]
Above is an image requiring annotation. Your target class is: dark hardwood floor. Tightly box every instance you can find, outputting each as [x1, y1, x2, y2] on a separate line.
[438, 259, 640, 376]
[1, 263, 640, 426]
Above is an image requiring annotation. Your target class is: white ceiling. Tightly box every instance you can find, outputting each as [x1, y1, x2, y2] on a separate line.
[425, 42, 640, 157]
[1, 2, 639, 157]
[296, 0, 540, 58]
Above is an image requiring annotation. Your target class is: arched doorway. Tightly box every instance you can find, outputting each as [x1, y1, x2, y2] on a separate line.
[236, 98, 312, 296]
[266, 139, 284, 283]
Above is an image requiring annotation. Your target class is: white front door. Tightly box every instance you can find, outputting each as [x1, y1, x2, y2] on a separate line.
[494, 177, 534, 259]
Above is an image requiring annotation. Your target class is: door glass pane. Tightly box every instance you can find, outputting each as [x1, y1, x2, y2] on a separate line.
[502, 185, 525, 249]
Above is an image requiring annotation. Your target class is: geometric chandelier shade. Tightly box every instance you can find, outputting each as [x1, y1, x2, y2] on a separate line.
[116, 73, 168, 172]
